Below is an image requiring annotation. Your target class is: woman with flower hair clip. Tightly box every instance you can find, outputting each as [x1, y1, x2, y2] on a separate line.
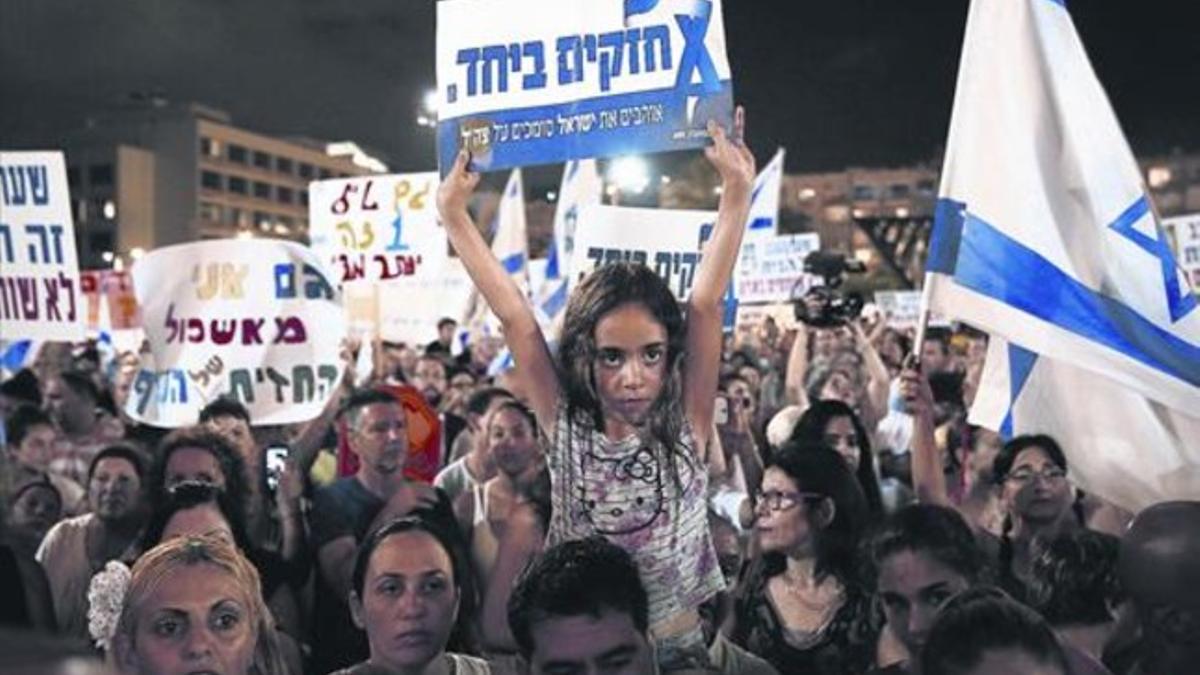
[438, 108, 756, 670]
[103, 533, 288, 675]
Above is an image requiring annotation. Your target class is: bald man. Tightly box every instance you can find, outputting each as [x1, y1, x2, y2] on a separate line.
[1118, 500, 1200, 675]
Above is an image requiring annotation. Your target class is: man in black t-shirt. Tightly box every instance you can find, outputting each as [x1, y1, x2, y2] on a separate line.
[309, 388, 445, 674]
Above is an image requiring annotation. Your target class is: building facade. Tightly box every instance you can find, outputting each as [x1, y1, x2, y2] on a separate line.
[59, 101, 382, 267]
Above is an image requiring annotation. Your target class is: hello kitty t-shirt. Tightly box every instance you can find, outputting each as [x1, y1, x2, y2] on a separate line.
[547, 404, 725, 626]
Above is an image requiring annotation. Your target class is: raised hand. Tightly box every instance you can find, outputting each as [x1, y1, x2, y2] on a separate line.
[436, 150, 482, 222]
[705, 105, 755, 196]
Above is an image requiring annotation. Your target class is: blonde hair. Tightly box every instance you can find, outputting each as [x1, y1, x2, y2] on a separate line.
[111, 534, 288, 675]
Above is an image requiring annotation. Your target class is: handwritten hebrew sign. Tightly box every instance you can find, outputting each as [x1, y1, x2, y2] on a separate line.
[568, 204, 715, 301]
[127, 240, 346, 427]
[309, 172, 446, 287]
[0, 151, 85, 341]
[436, 0, 734, 173]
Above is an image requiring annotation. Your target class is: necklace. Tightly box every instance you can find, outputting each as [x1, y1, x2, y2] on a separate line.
[778, 573, 845, 612]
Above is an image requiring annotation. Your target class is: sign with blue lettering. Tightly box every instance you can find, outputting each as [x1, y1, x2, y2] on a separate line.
[568, 203, 715, 301]
[127, 240, 347, 427]
[436, 0, 734, 173]
[0, 151, 85, 341]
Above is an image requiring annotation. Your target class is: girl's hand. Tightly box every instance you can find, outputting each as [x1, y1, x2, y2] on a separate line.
[436, 150, 481, 222]
[705, 106, 755, 196]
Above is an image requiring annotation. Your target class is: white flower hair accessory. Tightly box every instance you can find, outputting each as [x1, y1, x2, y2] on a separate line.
[87, 560, 132, 652]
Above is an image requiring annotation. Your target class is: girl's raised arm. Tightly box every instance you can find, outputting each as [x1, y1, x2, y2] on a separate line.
[436, 151, 560, 429]
[683, 107, 755, 452]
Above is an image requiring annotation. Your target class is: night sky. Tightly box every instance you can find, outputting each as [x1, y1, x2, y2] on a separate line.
[2, 0, 1197, 183]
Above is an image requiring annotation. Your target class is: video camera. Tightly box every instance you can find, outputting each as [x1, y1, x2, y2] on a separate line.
[792, 251, 866, 328]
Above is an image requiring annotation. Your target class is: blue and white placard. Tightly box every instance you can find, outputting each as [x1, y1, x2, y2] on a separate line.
[436, 0, 734, 173]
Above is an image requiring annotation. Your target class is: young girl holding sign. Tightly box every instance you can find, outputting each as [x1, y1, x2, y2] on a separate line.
[437, 108, 755, 670]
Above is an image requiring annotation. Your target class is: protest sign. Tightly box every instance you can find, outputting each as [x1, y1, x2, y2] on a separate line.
[375, 258, 476, 345]
[80, 269, 141, 330]
[309, 173, 446, 287]
[0, 151, 85, 341]
[734, 233, 820, 304]
[126, 240, 346, 427]
[569, 204, 714, 300]
[436, 0, 734, 172]
[873, 290, 923, 330]
[1163, 213, 1200, 293]
[735, 303, 799, 332]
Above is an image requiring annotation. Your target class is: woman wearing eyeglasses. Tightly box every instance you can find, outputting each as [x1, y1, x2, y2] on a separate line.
[986, 435, 1082, 605]
[727, 441, 881, 675]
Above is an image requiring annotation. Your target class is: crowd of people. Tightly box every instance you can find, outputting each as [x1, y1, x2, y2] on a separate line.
[2, 112, 1198, 675]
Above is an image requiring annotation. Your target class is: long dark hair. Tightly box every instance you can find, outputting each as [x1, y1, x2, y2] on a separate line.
[791, 400, 884, 518]
[761, 441, 869, 583]
[557, 262, 690, 493]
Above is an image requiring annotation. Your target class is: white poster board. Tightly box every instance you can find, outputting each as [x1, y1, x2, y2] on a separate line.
[874, 290, 924, 330]
[569, 204, 714, 300]
[0, 151, 85, 341]
[309, 173, 446, 286]
[734, 233, 820, 304]
[127, 240, 346, 427]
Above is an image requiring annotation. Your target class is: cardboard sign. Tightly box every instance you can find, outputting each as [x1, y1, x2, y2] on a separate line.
[1163, 213, 1200, 294]
[569, 203, 714, 300]
[80, 269, 141, 330]
[436, 0, 734, 172]
[308, 173, 446, 287]
[126, 240, 346, 427]
[874, 290, 924, 330]
[734, 233, 820, 304]
[0, 151, 85, 341]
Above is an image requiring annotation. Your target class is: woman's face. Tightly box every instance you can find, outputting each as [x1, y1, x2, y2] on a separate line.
[121, 562, 257, 675]
[823, 415, 860, 471]
[755, 467, 817, 556]
[9, 484, 62, 538]
[353, 530, 460, 672]
[592, 303, 669, 430]
[90, 457, 142, 521]
[165, 447, 227, 490]
[1000, 446, 1071, 526]
[161, 504, 235, 545]
[487, 407, 539, 478]
[878, 549, 972, 658]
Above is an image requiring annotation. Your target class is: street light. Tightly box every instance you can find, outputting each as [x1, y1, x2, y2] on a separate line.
[418, 88, 439, 129]
[608, 156, 650, 194]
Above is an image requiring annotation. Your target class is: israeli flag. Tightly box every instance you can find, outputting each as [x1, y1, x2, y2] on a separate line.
[494, 169, 530, 290]
[465, 169, 530, 373]
[537, 159, 602, 327]
[923, 0, 1200, 509]
[745, 148, 785, 238]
